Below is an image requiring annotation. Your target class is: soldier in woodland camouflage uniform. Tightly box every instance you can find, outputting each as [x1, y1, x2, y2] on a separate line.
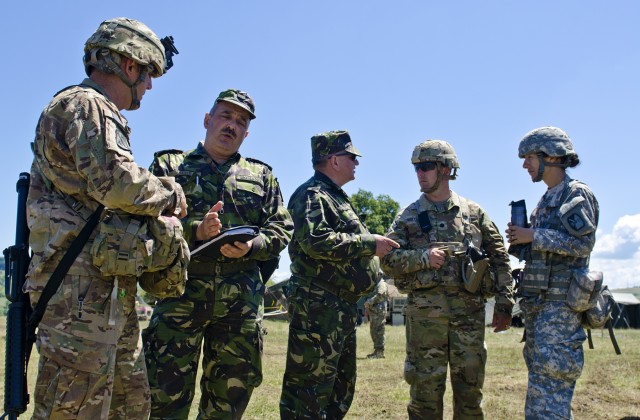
[364, 276, 389, 359]
[25, 18, 185, 419]
[382, 140, 514, 420]
[279, 130, 399, 419]
[506, 127, 599, 419]
[142, 89, 293, 419]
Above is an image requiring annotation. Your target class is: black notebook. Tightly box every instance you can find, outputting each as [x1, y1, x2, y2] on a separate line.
[191, 226, 260, 261]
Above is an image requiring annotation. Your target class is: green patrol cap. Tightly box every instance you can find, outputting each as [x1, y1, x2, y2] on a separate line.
[216, 89, 256, 119]
[311, 130, 362, 164]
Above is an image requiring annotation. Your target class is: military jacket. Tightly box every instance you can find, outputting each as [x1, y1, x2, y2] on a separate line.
[287, 171, 379, 295]
[382, 191, 514, 311]
[366, 279, 389, 313]
[26, 78, 176, 278]
[517, 175, 599, 298]
[150, 142, 292, 270]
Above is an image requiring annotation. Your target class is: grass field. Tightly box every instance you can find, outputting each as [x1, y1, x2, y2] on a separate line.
[1, 318, 638, 419]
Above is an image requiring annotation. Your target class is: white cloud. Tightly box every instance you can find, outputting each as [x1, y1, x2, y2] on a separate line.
[590, 214, 640, 289]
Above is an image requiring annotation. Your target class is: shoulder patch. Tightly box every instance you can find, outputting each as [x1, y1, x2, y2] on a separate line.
[567, 213, 586, 231]
[245, 157, 273, 171]
[560, 196, 595, 235]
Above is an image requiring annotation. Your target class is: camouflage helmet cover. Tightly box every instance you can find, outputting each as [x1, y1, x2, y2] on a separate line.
[518, 126, 576, 158]
[84, 17, 169, 77]
[311, 130, 362, 164]
[411, 140, 460, 169]
[215, 89, 256, 119]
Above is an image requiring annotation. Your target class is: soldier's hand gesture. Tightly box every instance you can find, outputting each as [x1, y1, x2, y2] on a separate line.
[374, 235, 400, 257]
[196, 201, 223, 240]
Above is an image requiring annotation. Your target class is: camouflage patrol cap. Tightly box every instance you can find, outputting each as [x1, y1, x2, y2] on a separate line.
[518, 126, 576, 158]
[215, 89, 256, 119]
[311, 130, 362, 164]
[84, 17, 175, 77]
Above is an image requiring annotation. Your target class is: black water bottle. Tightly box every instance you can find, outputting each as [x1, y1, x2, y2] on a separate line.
[509, 200, 528, 228]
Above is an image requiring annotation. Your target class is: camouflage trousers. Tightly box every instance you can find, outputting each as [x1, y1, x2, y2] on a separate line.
[368, 308, 386, 351]
[143, 272, 265, 420]
[521, 298, 585, 420]
[404, 286, 486, 420]
[30, 273, 149, 419]
[280, 279, 358, 419]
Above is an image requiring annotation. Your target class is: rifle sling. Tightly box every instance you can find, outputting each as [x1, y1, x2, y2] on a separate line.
[27, 204, 104, 332]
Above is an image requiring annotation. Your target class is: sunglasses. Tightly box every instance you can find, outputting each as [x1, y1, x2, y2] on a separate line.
[414, 162, 438, 172]
[333, 153, 357, 161]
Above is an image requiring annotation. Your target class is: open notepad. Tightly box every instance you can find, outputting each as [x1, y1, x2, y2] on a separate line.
[191, 225, 260, 261]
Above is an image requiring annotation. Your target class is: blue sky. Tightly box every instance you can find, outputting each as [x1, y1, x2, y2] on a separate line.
[2, 2, 639, 289]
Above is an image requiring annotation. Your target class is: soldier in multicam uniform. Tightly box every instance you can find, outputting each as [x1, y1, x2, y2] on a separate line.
[279, 130, 399, 419]
[382, 140, 514, 419]
[364, 276, 389, 359]
[25, 18, 185, 419]
[142, 89, 293, 419]
[506, 127, 599, 419]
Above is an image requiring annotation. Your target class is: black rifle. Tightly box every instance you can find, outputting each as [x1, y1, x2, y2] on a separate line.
[2, 173, 32, 420]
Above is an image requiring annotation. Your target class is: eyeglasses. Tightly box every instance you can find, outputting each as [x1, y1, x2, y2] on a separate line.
[333, 153, 357, 161]
[414, 162, 438, 172]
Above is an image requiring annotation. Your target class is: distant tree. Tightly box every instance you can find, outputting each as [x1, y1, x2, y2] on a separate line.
[350, 189, 400, 235]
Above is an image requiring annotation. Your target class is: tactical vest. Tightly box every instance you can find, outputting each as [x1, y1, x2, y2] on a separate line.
[409, 196, 482, 290]
[521, 180, 590, 301]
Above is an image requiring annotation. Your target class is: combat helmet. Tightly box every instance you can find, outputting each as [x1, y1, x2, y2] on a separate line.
[83, 18, 178, 110]
[518, 126, 576, 182]
[518, 126, 576, 158]
[411, 140, 459, 180]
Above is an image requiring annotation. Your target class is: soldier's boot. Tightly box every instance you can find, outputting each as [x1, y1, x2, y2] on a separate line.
[366, 349, 385, 359]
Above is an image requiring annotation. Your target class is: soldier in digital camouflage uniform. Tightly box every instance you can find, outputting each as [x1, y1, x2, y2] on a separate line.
[25, 18, 185, 419]
[506, 127, 599, 419]
[364, 276, 389, 359]
[381, 140, 514, 420]
[142, 89, 293, 419]
[279, 130, 399, 419]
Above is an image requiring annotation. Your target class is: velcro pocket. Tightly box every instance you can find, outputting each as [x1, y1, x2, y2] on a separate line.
[522, 261, 550, 294]
[566, 268, 603, 312]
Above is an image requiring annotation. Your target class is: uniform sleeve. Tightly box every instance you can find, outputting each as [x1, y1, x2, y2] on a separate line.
[477, 207, 514, 312]
[381, 207, 428, 277]
[73, 100, 175, 216]
[249, 169, 293, 260]
[290, 190, 376, 261]
[367, 281, 388, 306]
[532, 186, 599, 258]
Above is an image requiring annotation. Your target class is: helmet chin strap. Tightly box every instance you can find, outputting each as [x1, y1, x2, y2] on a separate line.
[126, 71, 148, 111]
[534, 154, 568, 183]
[100, 52, 147, 110]
[533, 157, 545, 182]
[421, 164, 443, 193]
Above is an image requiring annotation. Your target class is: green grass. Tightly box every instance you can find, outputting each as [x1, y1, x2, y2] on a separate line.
[1, 318, 638, 419]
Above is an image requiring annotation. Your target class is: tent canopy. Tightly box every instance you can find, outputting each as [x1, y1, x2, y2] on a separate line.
[611, 292, 640, 305]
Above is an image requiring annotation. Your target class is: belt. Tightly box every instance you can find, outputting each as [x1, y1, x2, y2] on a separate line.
[188, 259, 258, 277]
[295, 277, 360, 305]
